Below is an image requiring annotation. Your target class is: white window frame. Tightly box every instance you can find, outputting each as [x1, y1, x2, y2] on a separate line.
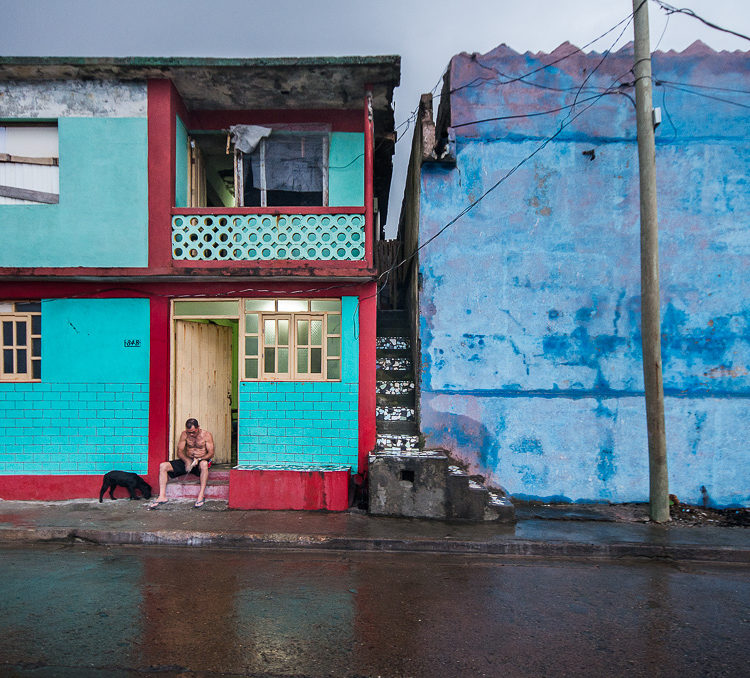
[0, 123, 59, 205]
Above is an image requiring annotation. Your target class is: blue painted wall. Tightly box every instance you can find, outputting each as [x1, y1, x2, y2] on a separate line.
[417, 45, 750, 507]
[0, 299, 150, 475]
[329, 132, 364, 207]
[0, 117, 148, 267]
[237, 296, 359, 468]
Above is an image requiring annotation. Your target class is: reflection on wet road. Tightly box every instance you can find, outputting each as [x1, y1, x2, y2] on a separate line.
[2, 544, 748, 677]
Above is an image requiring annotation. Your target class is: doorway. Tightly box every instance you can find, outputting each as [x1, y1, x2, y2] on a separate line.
[173, 318, 237, 465]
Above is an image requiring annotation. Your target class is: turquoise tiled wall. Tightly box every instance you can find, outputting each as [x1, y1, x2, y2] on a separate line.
[237, 295, 360, 469]
[238, 382, 358, 468]
[0, 298, 150, 475]
[0, 383, 149, 475]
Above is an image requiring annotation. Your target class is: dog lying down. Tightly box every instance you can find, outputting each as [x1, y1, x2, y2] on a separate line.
[99, 471, 152, 502]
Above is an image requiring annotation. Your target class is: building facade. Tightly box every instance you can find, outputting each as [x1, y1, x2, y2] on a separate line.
[0, 56, 400, 508]
[399, 42, 749, 507]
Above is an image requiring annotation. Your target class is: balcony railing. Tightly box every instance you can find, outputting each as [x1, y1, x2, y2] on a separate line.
[171, 210, 366, 262]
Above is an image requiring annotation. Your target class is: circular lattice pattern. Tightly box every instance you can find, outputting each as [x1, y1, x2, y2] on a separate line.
[172, 213, 366, 261]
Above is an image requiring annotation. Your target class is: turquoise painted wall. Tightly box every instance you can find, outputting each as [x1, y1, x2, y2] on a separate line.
[237, 296, 359, 468]
[0, 298, 150, 475]
[328, 133, 364, 207]
[175, 115, 188, 208]
[0, 117, 148, 267]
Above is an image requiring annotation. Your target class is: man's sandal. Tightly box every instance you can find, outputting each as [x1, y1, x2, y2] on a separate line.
[146, 500, 169, 510]
[194, 499, 206, 508]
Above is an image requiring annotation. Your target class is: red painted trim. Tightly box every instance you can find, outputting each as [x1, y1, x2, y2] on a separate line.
[172, 207, 365, 216]
[0, 475, 106, 500]
[363, 90, 374, 269]
[228, 469, 350, 511]
[358, 281, 377, 473]
[147, 296, 171, 482]
[190, 109, 362, 132]
[148, 80, 175, 270]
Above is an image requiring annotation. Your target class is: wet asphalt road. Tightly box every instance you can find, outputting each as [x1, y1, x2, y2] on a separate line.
[1, 544, 748, 678]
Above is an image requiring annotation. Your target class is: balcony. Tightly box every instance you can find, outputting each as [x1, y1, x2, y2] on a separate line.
[171, 208, 366, 262]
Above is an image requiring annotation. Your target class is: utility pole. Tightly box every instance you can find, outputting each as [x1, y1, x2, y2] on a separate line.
[632, 0, 669, 522]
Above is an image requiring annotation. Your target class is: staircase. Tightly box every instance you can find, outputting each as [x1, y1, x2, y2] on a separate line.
[370, 310, 514, 522]
[165, 466, 230, 502]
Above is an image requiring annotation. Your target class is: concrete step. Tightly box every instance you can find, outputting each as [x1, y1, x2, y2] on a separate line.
[376, 356, 412, 372]
[376, 336, 410, 351]
[445, 464, 515, 522]
[165, 471, 230, 501]
[376, 379, 414, 395]
[377, 420, 419, 435]
[376, 405, 415, 422]
[375, 433, 420, 453]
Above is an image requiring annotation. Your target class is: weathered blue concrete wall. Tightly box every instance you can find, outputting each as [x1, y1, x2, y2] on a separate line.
[418, 43, 750, 507]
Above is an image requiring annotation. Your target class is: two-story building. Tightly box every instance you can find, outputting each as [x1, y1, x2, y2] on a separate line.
[0, 55, 400, 509]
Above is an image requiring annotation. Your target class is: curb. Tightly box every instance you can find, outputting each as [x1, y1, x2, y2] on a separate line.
[1, 527, 748, 563]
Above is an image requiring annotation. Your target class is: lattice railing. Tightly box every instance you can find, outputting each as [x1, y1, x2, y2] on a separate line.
[171, 213, 366, 261]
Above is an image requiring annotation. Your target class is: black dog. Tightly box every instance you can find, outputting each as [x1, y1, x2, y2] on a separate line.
[99, 471, 152, 502]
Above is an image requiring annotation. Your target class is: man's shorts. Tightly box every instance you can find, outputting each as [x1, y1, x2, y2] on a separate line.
[168, 458, 211, 479]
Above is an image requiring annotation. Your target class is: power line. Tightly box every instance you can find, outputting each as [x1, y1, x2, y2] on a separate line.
[652, 1, 750, 42]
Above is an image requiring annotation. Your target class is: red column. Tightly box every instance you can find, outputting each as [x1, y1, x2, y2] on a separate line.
[357, 281, 377, 473]
[147, 80, 176, 270]
[363, 89, 374, 269]
[147, 295, 171, 481]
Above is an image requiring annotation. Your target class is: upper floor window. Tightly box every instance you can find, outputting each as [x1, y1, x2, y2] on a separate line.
[0, 124, 59, 205]
[187, 127, 329, 209]
[0, 302, 41, 381]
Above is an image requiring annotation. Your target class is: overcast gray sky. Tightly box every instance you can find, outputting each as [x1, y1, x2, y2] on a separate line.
[1, 0, 748, 230]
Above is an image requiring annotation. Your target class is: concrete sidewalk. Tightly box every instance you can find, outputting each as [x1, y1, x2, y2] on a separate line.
[0, 498, 748, 563]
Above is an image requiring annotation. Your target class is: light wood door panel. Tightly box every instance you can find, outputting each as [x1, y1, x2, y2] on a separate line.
[174, 320, 232, 464]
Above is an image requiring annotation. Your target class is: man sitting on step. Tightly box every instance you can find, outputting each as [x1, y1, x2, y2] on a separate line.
[148, 418, 215, 509]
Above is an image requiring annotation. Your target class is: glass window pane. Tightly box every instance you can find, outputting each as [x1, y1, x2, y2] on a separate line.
[245, 299, 275, 311]
[245, 313, 258, 334]
[311, 348, 322, 373]
[32, 360, 41, 380]
[278, 347, 289, 373]
[297, 348, 308, 373]
[264, 319, 276, 346]
[297, 320, 309, 346]
[174, 300, 238, 316]
[15, 321, 26, 346]
[311, 299, 341, 312]
[32, 338, 41, 357]
[245, 336, 258, 356]
[327, 359, 341, 380]
[328, 314, 341, 335]
[278, 319, 289, 345]
[311, 320, 322, 346]
[31, 315, 41, 335]
[2, 322, 12, 346]
[3, 349, 13, 373]
[16, 302, 41, 312]
[327, 337, 340, 357]
[245, 358, 258, 379]
[264, 347, 275, 372]
[16, 349, 27, 373]
[278, 299, 308, 312]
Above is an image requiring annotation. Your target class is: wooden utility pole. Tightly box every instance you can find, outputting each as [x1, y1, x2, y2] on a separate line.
[632, 0, 669, 522]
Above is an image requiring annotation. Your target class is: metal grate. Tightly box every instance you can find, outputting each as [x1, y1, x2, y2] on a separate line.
[172, 213, 365, 261]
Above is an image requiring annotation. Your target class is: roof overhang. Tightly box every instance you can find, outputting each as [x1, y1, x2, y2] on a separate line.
[0, 55, 401, 111]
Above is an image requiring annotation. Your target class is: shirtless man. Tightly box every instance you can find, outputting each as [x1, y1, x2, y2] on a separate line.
[148, 418, 215, 509]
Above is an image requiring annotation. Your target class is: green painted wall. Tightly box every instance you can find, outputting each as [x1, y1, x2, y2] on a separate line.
[0, 117, 148, 267]
[328, 132, 364, 207]
[43, 298, 150, 383]
[175, 115, 188, 208]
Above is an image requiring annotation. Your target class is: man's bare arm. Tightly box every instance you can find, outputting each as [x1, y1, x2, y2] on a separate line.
[204, 432, 216, 461]
[176, 432, 191, 463]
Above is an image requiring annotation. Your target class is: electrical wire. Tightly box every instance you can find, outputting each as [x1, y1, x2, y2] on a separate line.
[652, 0, 750, 43]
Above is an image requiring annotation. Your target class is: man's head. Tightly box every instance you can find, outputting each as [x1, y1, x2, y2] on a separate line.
[185, 418, 200, 436]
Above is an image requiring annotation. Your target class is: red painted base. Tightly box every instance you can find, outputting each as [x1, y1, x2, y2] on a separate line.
[0, 475, 110, 500]
[228, 469, 350, 511]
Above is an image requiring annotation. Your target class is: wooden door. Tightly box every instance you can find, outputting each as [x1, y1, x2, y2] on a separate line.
[174, 320, 233, 464]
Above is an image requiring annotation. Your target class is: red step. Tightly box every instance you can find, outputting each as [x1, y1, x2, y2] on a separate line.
[165, 470, 230, 501]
